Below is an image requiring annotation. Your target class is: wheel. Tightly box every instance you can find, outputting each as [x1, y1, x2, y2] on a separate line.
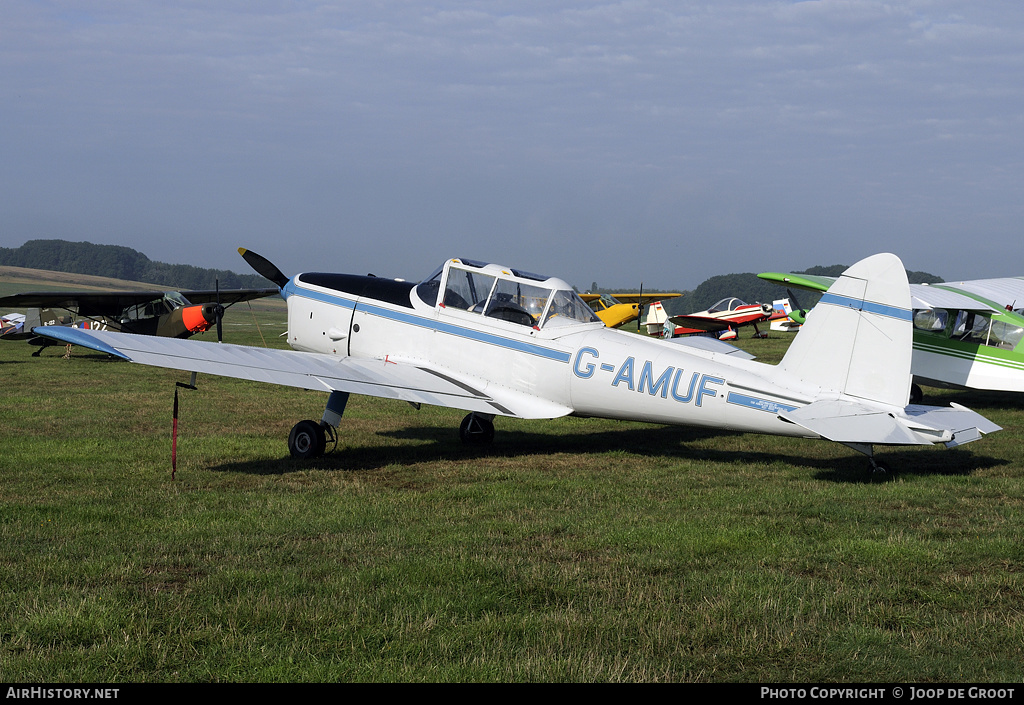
[459, 413, 495, 444]
[288, 419, 326, 459]
[910, 383, 923, 404]
[867, 459, 895, 481]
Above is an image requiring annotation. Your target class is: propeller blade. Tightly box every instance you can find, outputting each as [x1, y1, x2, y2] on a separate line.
[215, 278, 224, 343]
[637, 283, 643, 331]
[238, 247, 289, 288]
[786, 288, 807, 324]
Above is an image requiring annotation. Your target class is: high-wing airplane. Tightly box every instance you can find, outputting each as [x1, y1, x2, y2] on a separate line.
[34, 249, 1000, 476]
[645, 297, 783, 340]
[580, 292, 682, 328]
[0, 286, 278, 354]
[759, 271, 1024, 400]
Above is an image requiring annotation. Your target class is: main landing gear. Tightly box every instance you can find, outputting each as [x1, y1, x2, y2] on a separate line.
[286, 393, 497, 459]
[459, 413, 495, 444]
[287, 391, 347, 459]
[287, 419, 337, 459]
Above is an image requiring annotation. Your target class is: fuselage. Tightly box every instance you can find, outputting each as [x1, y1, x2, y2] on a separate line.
[280, 261, 825, 440]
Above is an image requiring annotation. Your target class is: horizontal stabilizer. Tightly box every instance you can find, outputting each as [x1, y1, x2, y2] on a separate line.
[779, 399, 1000, 448]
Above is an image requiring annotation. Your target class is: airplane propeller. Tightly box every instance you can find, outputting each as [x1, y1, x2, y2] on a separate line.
[214, 279, 224, 343]
[786, 288, 808, 324]
[637, 282, 643, 332]
[239, 247, 289, 289]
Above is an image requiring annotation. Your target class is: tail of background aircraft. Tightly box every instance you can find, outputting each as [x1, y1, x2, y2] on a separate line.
[644, 300, 669, 336]
[778, 253, 912, 407]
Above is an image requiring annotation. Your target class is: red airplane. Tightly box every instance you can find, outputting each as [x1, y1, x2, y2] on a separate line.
[645, 297, 786, 340]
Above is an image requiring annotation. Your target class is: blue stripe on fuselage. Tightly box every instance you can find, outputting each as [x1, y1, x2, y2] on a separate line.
[818, 293, 912, 321]
[726, 391, 798, 414]
[284, 279, 572, 363]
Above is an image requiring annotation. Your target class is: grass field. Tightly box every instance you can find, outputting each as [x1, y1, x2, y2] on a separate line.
[2, 283, 1023, 682]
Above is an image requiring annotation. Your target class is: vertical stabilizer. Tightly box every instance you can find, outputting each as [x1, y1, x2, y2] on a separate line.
[779, 253, 912, 407]
[644, 300, 669, 335]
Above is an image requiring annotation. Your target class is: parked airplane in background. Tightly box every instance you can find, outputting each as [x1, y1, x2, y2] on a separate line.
[0, 286, 278, 354]
[759, 271, 1024, 400]
[580, 292, 682, 328]
[769, 299, 801, 333]
[34, 249, 999, 476]
[1, 312, 26, 338]
[645, 297, 783, 340]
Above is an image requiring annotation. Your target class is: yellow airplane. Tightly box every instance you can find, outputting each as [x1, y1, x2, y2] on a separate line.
[580, 292, 682, 328]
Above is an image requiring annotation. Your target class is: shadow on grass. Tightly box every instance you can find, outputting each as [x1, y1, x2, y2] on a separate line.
[208, 421, 1006, 483]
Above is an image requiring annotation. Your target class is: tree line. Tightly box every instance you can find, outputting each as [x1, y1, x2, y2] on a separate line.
[0, 239, 269, 290]
[590, 263, 943, 316]
[3, 239, 944, 313]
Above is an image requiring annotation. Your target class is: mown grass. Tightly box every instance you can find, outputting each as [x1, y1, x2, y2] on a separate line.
[1, 308, 1023, 682]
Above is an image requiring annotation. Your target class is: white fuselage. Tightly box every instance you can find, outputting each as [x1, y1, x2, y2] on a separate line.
[282, 272, 824, 439]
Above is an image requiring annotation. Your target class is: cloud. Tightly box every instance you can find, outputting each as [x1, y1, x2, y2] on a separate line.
[2, 1, 1023, 288]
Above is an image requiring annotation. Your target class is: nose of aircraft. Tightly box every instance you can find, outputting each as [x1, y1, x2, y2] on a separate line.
[181, 304, 219, 333]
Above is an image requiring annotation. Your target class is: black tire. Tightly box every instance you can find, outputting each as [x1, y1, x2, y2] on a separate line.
[910, 384, 923, 404]
[459, 414, 495, 444]
[868, 460, 895, 482]
[288, 419, 326, 459]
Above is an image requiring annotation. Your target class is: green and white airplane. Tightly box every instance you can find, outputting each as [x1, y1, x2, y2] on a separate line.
[758, 271, 1024, 401]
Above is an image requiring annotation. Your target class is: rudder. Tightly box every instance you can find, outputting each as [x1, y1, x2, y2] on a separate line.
[779, 253, 913, 407]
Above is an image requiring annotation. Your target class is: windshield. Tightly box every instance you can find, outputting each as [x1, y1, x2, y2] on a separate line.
[543, 290, 601, 327]
[913, 308, 948, 332]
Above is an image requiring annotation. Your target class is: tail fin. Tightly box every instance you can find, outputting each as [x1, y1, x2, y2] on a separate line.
[644, 300, 669, 335]
[779, 253, 912, 407]
[25, 308, 42, 331]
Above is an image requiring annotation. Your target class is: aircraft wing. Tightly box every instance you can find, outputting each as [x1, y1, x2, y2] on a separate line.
[758, 272, 999, 312]
[179, 288, 280, 306]
[667, 312, 767, 332]
[757, 272, 836, 293]
[910, 284, 1002, 312]
[0, 288, 278, 315]
[33, 326, 574, 420]
[607, 293, 682, 304]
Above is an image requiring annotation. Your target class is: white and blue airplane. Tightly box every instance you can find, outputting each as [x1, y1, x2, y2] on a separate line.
[35, 249, 1000, 476]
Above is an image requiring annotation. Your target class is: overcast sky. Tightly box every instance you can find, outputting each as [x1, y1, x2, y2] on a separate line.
[2, 1, 1022, 291]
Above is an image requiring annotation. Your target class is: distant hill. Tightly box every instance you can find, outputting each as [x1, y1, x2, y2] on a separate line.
[595, 264, 944, 316]
[0, 239, 268, 290]
[682, 265, 944, 314]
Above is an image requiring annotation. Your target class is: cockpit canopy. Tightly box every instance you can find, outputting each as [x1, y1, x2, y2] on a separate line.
[415, 259, 600, 329]
[118, 292, 191, 322]
[708, 297, 747, 314]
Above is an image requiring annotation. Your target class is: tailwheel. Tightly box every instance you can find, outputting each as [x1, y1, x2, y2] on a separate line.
[459, 413, 495, 445]
[288, 419, 327, 459]
[867, 458, 895, 482]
